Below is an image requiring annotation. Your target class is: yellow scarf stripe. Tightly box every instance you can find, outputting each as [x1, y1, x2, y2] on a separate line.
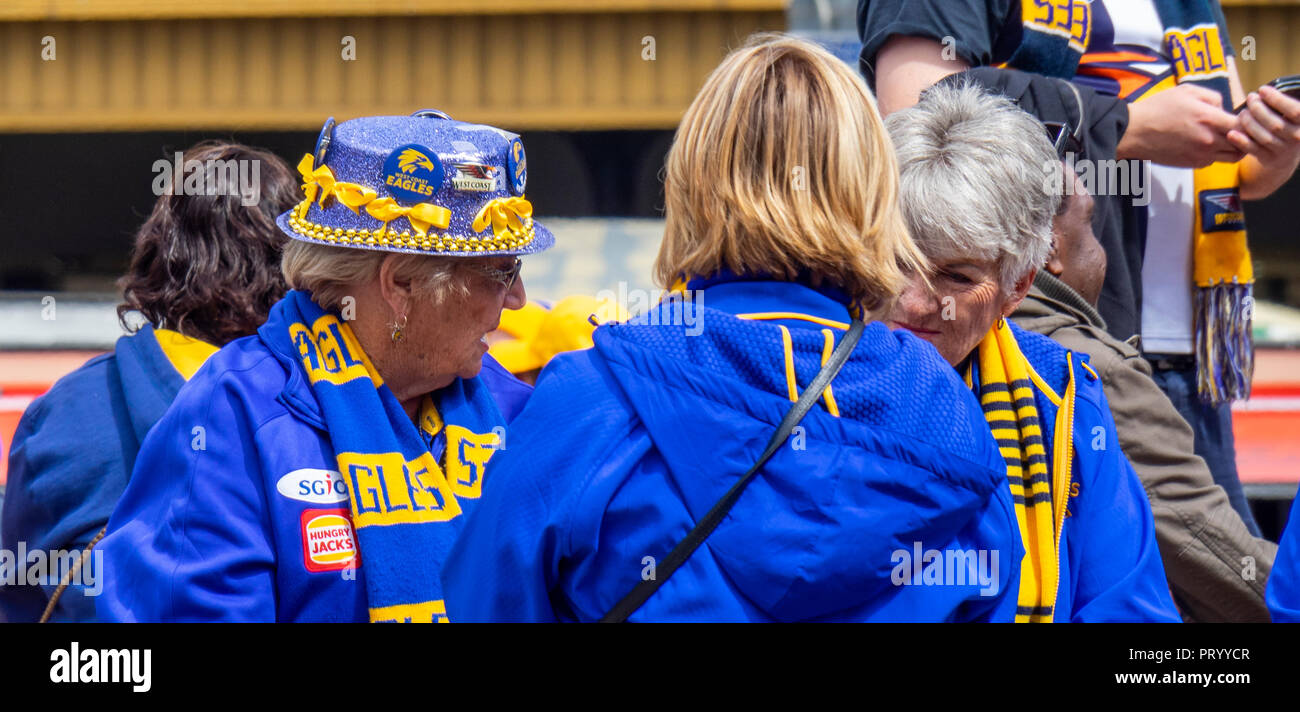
[975, 320, 1060, 623]
[368, 599, 449, 623]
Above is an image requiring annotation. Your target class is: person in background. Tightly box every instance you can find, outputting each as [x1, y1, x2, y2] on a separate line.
[1012, 164, 1276, 622]
[1267, 497, 1300, 621]
[487, 295, 627, 385]
[1, 141, 300, 622]
[859, 0, 1300, 537]
[96, 112, 547, 622]
[885, 83, 1178, 622]
[442, 35, 1024, 622]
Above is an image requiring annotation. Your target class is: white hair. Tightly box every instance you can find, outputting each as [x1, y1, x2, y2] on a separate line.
[281, 240, 470, 312]
[885, 81, 1060, 290]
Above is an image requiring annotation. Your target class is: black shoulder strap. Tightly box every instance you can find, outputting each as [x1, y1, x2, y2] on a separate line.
[599, 319, 865, 622]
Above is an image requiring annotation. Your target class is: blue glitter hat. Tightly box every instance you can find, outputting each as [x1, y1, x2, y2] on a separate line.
[276, 110, 553, 257]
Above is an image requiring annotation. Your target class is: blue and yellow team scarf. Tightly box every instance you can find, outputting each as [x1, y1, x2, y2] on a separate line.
[1149, 1, 1253, 404]
[966, 320, 1077, 623]
[281, 290, 505, 622]
[1007, 0, 1253, 404]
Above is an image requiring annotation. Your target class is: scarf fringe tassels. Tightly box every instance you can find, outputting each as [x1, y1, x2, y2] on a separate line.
[1195, 280, 1255, 405]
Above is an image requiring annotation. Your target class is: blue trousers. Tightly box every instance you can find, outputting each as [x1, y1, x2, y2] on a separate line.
[1151, 364, 1263, 537]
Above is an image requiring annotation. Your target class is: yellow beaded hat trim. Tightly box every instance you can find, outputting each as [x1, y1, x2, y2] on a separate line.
[291, 153, 535, 253]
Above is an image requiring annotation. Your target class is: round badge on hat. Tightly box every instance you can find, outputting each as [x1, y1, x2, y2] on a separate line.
[314, 117, 336, 167]
[381, 143, 445, 204]
[507, 137, 527, 195]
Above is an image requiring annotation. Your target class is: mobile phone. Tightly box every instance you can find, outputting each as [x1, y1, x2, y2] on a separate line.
[1234, 74, 1300, 112]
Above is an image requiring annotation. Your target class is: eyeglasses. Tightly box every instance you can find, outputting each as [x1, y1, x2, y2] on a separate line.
[1043, 121, 1082, 159]
[469, 257, 523, 291]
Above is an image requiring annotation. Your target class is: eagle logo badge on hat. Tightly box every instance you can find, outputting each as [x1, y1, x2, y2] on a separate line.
[507, 137, 527, 195]
[382, 144, 445, 204]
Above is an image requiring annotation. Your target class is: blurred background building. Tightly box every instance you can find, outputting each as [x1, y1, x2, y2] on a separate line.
[1, 0, 1298, 521]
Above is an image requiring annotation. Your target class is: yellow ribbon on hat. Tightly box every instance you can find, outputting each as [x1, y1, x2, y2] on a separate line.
[365, 197, 451, 237]
[295, 153, 451, 238]
[335, 184, 379, 213]
[297, 154, 336, 206]
[472, 197, 533, 240]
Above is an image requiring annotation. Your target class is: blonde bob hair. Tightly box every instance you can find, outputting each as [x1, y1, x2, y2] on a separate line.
[653, 33, 924, 312]
[281, 239, 469, 312]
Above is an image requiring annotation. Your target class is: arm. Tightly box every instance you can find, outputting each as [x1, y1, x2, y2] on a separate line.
[1267, 495, 1300, 622]
[95, 379, 278, 622]
[441, 437, 564, 623]
[873, 36, 970, 115]
[0, 375, 128, 622]
[1116, 83, 1244, 167]
[1225, 57, 1300, 200]
[1096, 346, 1275, 621]
[857, 0, 1007, 115]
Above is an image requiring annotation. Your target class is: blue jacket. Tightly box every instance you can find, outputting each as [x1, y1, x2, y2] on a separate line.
[443, 280, 1025, 621]
[95, 303, 531, 622]
[998, 321, 1179, 622]
[1267, 495, 1300, 621]
[1, 325, 187, 623]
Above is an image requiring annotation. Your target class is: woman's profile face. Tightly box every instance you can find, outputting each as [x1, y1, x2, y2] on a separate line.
[402, 257, 527, 392]
[886, 257, 1011, 367]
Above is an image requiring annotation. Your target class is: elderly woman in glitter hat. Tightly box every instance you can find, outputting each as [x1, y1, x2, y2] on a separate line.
[96, 111, 550, 622]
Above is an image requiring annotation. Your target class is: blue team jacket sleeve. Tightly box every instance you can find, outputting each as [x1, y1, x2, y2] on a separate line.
[1267, 495, 1300, 622]
[97, 373, 278, 622]
[441, 417, 567, 622]
[1, 357, 133, 622]
[444, 350, 633, 623]
[1066, 386, 1180, 622]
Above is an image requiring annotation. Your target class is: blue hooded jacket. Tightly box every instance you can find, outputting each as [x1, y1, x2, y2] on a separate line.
[94, 297, 531, 622]
[444, 279, 1180, 622]
[1266, 495, 1300, 622]
[997, 322, 1179, 622]
[1, 325, 187, 623]
[443, 280, 1025, 621]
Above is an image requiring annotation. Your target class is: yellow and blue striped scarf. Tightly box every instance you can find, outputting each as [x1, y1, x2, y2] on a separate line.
[968, 320, 1076, 623]
[282, 290, 506, 622]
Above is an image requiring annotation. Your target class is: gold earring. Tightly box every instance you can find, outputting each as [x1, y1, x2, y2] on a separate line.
[391, 314, 408, 343]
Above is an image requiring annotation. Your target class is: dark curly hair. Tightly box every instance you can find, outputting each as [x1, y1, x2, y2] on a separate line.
[118, 141, 302, 346]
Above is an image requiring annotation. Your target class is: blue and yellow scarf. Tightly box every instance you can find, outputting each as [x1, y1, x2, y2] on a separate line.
[1008, 0, 1253, 404]
[280, 290, 506, 622]
[966, 320, 1078, 623]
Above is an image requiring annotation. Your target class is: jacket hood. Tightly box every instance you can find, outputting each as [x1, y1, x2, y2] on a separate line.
[112, 324, 189, 445]
[590, 284, 1009, 620]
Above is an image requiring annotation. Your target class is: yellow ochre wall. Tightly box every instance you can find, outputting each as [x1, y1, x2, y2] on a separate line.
[0, 1, 785, 132]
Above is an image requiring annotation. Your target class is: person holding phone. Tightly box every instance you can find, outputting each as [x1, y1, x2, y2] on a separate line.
[859, 0, 1300, 539]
